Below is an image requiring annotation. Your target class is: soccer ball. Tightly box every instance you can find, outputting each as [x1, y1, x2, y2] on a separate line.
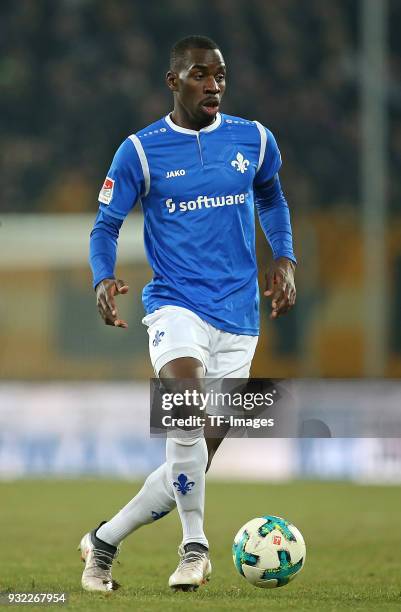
[232, 515, 306, 588]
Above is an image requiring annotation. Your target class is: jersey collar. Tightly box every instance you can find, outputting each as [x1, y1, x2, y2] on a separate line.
[164, 112, 222, 135]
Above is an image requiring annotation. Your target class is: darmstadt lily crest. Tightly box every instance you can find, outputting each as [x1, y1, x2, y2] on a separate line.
[173, 473, 195, 495]
[231, 152, 250, 173]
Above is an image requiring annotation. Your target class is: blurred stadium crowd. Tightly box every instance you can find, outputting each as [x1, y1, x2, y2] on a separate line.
[2, 0, 401, 486]
[2, 0, 401, 380]
[1, 0, 400, 214]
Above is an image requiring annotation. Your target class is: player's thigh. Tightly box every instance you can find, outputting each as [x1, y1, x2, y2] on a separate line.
[209, 330, 259, 379]
[204, 331, 258, 463]
[142, 305, 211, 377]
[204, 329, 258, 421]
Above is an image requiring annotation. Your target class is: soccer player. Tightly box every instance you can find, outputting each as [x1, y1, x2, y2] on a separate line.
[81, 35, 296, 592]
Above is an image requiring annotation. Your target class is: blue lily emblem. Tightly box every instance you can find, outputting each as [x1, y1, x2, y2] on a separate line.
[151, 510, 169, 521]
[153, 330, 165, 347]
[173, 473, 195, 495]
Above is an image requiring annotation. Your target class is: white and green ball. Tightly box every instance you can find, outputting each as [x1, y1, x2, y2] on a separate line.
[232, 515, 306, 588]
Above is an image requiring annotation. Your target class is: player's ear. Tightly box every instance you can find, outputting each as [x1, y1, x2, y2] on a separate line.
[166, 70, 178, 92]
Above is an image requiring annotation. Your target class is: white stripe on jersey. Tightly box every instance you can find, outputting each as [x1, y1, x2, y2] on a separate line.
[254, 120, 267, 173]
[129, 134, 150, 196]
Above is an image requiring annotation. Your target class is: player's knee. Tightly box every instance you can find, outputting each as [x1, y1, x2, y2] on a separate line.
[159, 356, 204, 380]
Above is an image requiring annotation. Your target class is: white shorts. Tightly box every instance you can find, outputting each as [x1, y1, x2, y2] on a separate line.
[142, 305, 258, 379]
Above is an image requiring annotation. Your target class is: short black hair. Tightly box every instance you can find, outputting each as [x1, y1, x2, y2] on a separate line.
[170, 35, 220, 71]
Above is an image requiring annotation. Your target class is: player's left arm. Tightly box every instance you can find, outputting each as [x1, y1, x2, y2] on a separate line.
[253, 126, 297, 319]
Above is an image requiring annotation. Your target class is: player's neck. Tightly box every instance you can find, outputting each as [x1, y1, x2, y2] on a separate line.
[170, 108, 215, 132]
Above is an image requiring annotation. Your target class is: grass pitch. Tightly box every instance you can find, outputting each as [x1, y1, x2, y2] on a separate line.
[0, 480, 400, 611]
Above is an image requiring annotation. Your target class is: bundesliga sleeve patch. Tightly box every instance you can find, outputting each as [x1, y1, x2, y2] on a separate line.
[98, 176, 115, 205]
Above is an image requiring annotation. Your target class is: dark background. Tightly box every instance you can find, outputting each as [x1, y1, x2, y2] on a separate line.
[1, 0, 401, 379]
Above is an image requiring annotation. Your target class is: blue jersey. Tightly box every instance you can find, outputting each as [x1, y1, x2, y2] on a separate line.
[91, 112, 296, 335]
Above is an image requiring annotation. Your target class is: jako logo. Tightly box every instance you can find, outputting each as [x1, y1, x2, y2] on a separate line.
[231, 152, 249, 173]
[165, 193, 248, 214]
[166, 169, 186, 178]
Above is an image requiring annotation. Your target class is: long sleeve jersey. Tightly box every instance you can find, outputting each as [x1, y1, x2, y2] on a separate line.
[90, 112, 296, 336]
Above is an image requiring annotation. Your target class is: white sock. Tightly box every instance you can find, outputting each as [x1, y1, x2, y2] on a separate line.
[166, 432, 209, 549]
[96, 462, 176, 547]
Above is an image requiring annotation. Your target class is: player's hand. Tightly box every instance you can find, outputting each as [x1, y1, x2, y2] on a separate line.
[95, 278, 129, 328]
[264, 258, 296, 319]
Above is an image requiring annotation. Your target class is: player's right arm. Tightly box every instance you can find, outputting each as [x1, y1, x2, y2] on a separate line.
[89, 136, 147, 328]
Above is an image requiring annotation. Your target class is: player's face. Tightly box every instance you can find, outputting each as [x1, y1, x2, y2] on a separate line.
[168, 48, 226, 125]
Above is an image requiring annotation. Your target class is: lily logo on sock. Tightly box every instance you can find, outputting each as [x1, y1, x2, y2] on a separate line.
[151, 510, 169, 521]
[173, 473, 195, 495]
[153, 330, 165, 347]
